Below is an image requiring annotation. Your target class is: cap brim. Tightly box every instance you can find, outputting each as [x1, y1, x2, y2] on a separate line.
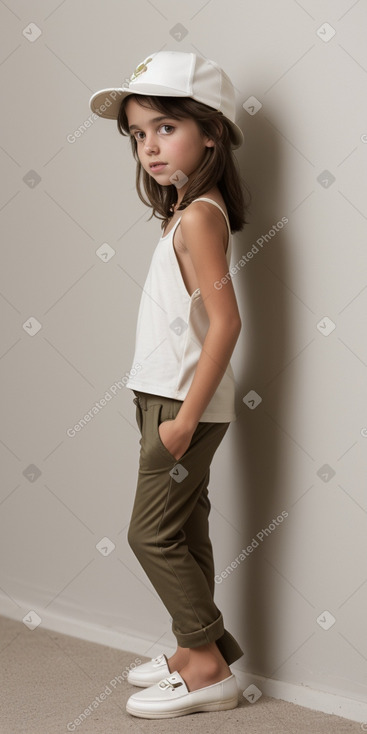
[227, 121, 244, 149]
[89, 87, 131, 119]
[89, 88, 244, 149]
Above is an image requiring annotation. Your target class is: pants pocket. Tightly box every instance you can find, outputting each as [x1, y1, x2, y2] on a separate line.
[155, 402, 177, 461]
[133, 397, 143, 433]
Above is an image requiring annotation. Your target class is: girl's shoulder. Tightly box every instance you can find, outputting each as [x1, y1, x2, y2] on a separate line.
[181, 189, 229, 230]
[177, 190, 230, 254]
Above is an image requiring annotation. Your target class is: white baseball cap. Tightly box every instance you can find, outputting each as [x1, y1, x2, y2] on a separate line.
[89, 51, 244, 149]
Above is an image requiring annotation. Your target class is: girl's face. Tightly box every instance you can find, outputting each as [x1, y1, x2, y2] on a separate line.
[125, 98, 214, 194]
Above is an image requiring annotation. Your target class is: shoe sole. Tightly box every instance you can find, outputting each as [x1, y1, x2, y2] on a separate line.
[126, 695, 238, 718]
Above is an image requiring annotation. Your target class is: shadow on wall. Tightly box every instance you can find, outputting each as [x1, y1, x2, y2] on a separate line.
[233, 110, 292, 678]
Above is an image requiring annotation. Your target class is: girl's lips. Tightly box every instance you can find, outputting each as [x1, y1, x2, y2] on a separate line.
[149, 163, 167, 173]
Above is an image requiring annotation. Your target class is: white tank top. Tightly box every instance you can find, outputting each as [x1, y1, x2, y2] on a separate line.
[125, 198, 237, 422]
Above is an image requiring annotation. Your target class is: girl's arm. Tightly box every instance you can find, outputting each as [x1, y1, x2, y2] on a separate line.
[158, 203, 242, 460]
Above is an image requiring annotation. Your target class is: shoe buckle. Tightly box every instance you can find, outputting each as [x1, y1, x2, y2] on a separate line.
[158, 675, 183, 691]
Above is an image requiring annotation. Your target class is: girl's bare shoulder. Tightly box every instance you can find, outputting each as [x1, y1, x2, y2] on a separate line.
[178, 190, 229, 255]
[180, 189, 229, 235]
[183, 188, 227, 219]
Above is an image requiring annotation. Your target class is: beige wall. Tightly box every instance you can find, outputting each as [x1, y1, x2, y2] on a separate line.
[1, 0, 367, 721]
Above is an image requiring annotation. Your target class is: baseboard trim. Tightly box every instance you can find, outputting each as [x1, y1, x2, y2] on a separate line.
[1, 598, 366, 724]
[230, 667, 367, 725]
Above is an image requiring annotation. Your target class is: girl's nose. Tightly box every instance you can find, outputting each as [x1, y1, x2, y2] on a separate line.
[144, 135, 158, 153]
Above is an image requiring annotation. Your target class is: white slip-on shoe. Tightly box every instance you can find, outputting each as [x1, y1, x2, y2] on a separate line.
[127, 653, 170, 687]
[126, 671, 239, 719]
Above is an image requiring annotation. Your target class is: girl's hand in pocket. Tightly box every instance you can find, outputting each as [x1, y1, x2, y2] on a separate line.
[158, 419, 193, 461]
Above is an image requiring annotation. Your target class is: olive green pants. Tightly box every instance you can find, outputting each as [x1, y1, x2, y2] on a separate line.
[127, 390, 244, 666]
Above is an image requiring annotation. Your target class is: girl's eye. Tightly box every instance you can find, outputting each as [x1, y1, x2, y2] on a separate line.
[132, 124, 174, 142]
[160, 124, 174, 134]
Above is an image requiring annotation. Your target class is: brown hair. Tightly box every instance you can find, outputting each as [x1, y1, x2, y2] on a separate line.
[117, 94, 251, 233]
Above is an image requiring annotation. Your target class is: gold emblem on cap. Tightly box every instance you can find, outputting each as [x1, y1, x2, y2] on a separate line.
[129, 57, 153, 82]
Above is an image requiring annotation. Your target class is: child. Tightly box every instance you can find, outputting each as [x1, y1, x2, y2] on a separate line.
[89, 50, 250, 719]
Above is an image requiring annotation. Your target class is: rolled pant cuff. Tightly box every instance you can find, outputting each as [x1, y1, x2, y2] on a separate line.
[215, 628, 244, 665]
[173, 613, 225, 649]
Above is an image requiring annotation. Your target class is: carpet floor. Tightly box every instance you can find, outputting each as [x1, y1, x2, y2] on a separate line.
[0, 614, 361, 733]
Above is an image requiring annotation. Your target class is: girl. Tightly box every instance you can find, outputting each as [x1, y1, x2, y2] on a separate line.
[89, 50, 251, 719]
